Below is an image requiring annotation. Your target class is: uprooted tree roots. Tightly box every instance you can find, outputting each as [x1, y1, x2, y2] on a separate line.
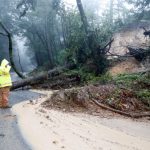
[42, 85, 150, 118]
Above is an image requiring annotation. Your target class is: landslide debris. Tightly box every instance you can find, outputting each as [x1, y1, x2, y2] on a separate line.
[42, 84, 150, 117]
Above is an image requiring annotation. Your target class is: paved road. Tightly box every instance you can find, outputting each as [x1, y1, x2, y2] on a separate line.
[0, 90, 41, 150]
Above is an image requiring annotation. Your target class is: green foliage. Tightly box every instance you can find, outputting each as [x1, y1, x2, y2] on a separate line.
[64, 68, 113, 84]
[57, 48, 77, 65]
[113, 72, 150, 106]
[2, 0, 150, 76]
[136, 89, 150, 100]
[64, 68, 95, 83]
[114, 73, 150, 88]
[136, 89, 150, 106]
[87, 73, 113, 84]
[114, 73, 140, 87]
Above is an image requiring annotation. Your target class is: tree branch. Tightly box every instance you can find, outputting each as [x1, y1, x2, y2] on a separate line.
[0, 32, 8, 36]
[103, 38, 114, 54]
[0, 21, 10, 35]
[92, 99, 150, 118]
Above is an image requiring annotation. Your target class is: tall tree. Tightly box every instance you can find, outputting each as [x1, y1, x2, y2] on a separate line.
[76, 0, 113, 74]
[109, 0, 114, 25]
[76, 0, 89, 36]
[0, 21, 25, 78]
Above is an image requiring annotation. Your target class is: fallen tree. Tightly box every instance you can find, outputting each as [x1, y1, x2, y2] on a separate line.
[11, 65, 77, 90]
[11, 67, 64, 90]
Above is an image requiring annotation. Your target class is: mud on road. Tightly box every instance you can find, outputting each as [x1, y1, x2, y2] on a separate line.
[12, 90, 150, 150]
[0, 90, 41, 150]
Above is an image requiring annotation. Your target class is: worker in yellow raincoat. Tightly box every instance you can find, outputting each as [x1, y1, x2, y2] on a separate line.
[0, 59, 12, 108]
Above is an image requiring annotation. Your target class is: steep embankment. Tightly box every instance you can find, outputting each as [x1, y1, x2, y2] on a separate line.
[109, 21, 150, 76]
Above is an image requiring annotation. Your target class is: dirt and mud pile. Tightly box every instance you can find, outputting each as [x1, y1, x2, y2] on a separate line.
[108, 21, 150, 76]
[42, 84, 149, 115]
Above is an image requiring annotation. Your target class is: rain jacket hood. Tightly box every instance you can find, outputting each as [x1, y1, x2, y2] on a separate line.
[1, 59, 9, 67]
[0, 59, 12, 88]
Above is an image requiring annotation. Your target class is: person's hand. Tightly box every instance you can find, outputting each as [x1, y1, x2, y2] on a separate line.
[5, 64, 9, 68]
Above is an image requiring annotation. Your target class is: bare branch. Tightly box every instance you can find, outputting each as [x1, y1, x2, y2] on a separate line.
[0, 32, 8, 36]
[103, 38, 114, 54]
[0, 21, 10, 35]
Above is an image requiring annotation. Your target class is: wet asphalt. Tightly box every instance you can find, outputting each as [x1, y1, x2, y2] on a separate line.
[0, 90, 41, 150]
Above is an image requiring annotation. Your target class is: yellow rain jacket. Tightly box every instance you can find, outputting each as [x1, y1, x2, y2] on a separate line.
[0, 59, 12, 88]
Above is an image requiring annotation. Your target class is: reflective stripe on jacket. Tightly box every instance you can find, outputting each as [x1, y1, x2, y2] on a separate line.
[0, 59, 12, 88]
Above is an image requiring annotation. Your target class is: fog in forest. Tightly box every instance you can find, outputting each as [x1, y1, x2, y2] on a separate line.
[0, 0, 149, 77]
[14, 36, 37, 72]
[15, 0, 111, 72]
[0, 1, 150, 150]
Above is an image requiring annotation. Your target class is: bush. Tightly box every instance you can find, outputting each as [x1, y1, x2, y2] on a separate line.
[137, 89, 150, 99]
[88, 73, 113, 84]
[114, 73, 139, 86]
[136, 89, 150, 106]
[64, 68, 113, 84]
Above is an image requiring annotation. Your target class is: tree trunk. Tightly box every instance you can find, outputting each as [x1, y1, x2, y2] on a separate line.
[0, 21, 25, 79]
[11, 67, 62, 90]
[11, 64, 76, 90]
[8, 34, 25, 78]
[109, 0, 114, 25]
[76, 0, 89, 35]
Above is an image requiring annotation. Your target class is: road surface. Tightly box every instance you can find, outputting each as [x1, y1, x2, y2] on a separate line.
[12, 90, 150, 150]
[0, 90, 41, 150]
[1, 89, 150, 150]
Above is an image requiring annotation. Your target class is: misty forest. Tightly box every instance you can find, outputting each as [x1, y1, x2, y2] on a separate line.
[1, 0, 150, 149]
[0, 0, 150, 116]
[0, 0, 150, 106]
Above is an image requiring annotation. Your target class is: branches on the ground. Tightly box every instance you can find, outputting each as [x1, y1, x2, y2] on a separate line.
[92, 99, 150, 118]
[106, 52, 132, 57]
